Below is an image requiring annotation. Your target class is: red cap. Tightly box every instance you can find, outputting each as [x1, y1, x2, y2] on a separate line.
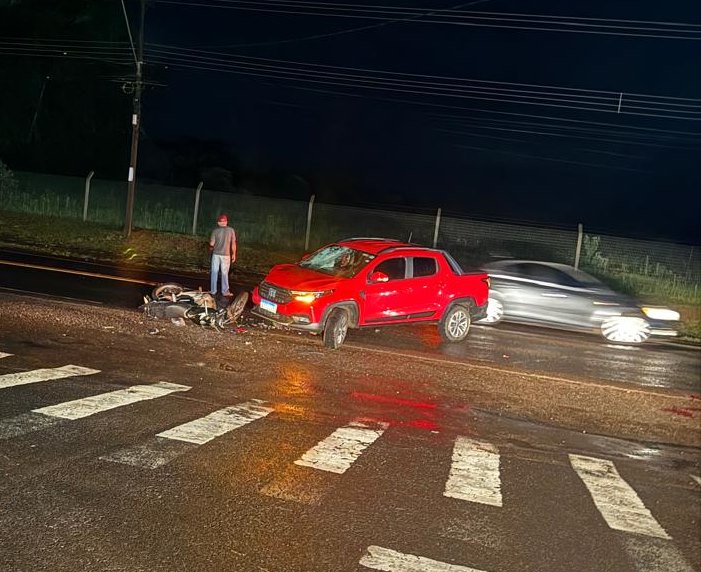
[217, 214, 228, 224]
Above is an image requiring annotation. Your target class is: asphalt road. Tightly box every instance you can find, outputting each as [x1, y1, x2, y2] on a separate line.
[1, 250, 699, 393]
[0, 311, 699, 572]
[0, 250, 700, 571]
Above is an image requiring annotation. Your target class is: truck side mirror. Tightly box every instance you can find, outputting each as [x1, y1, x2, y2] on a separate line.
[370, 271, 389, 283]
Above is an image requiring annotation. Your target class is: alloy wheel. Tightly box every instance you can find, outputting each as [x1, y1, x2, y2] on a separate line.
[448, 309, 470, 338]
[601, 316, 651, 344]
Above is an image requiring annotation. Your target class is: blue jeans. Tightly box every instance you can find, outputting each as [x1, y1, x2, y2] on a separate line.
[210, 254, 232, 294]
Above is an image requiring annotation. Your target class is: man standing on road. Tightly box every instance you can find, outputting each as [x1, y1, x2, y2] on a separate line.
[209, 213, 237, 297]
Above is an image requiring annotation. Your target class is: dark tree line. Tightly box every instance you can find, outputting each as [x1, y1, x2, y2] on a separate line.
[0, 1, 131, 177]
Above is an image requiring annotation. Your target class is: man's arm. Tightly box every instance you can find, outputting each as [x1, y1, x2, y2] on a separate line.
[231, 230, 237, 261]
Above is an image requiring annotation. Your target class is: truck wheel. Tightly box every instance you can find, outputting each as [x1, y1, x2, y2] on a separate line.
[323, 308, 349, 349]
[439, 304, 471, 342]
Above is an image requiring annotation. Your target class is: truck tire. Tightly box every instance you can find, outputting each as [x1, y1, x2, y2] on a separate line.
[323, 308, 349, 349]
[439, 304, 471, 342]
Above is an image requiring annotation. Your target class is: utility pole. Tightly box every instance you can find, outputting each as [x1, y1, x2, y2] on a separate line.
[123, 0, 145, 237]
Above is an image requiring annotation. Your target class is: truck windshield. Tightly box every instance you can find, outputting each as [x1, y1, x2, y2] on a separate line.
[299, 245, 375, 278]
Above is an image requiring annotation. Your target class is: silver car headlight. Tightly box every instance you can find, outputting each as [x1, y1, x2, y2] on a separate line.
[641, 307, 680, 321]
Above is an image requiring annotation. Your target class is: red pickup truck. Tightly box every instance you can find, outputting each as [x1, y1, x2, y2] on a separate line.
[251, 238, 490, 348]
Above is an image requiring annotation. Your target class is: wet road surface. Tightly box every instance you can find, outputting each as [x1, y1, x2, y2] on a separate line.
[0, 317, 699, 572]
[1, 250, 699, 394]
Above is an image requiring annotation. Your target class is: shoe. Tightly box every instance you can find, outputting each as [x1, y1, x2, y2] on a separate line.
[222, 291, 234, 297]
[210, 291, 218, 296]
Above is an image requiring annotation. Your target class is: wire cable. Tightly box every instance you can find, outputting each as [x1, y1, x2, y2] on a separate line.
[151, 0, 701, 40]
[144, 48, 701, 119]
[120, 0, 139, 65]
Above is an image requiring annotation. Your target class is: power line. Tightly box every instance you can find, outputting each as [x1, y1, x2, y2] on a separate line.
[144, 47, 701, 120]
[151, 0, 701, 40]
[0, 36, 130, 45]
[431, 115, 701, 142]
[146, 43, 701, 103]
[455, 144, 652, 173]
[0, 49, 133, 65]
[188, 0, 701, 28]
[438, 125, 699, 150]
[192, 0, 495, 49]
[120, 0, 139, 65]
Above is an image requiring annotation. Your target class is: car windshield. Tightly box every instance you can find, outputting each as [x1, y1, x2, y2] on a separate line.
[299, 245, 375, 278]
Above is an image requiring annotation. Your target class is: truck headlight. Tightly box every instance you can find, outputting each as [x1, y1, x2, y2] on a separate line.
[292, 290, 333, 304]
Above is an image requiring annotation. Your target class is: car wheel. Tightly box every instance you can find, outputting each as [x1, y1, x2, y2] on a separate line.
[600, 316, 651, 344]
[477, 297, 504, 325]
[439, 304, 471, 342]
[323, 308, 349, 349]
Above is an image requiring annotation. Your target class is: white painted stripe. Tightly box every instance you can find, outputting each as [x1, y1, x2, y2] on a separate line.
[0, 352, 12, 359]
[157, 400, 273, 445]
[359, 545, 489, 572]
[294, 419, 388, 474]
[444, 437, 502, 507]
[33, 382, 190, 420]
[0, 365, 100, 389]
[570, 454, 670, 539]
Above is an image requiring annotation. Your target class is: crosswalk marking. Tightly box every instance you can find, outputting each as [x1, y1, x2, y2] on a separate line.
[444, 437, 502, 507]
[0, 382, 190, 440]
[359, 545, 490, 572]
[294, 419, 388, 474]
[0, 352, 13, 359]
[32, 382, 191, 420]
[103, 400, 274, 469]
[0, 365, 100, 390]
[157, 400, 273, 444]
[570, 454, 671, 539]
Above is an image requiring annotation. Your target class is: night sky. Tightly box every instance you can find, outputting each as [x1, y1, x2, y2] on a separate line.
[3, 1, 701, 242]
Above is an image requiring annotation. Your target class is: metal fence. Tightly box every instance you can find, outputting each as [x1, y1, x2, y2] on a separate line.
[2, 171, 699, 299]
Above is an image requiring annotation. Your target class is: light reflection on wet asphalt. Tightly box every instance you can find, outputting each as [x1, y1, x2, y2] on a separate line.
[344, 323, 701, 393]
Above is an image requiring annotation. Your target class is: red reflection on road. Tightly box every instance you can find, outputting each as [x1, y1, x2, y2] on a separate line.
[662, 406, 701, 418]
[352, 391, 471, 434]
[352, 391, 438, 410]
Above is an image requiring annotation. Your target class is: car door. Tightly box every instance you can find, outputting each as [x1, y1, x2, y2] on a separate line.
[361, 256, 412, 324]
[514, 263, 588, 326]
[403, 255, 442, 319]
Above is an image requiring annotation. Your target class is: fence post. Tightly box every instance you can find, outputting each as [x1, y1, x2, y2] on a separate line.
[433, 208, 442, 248]
[304, 194, 316, 252]
[83, 170, 94, 222]
[192, 181, 203, 235]
[574, 222, 583, 269]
